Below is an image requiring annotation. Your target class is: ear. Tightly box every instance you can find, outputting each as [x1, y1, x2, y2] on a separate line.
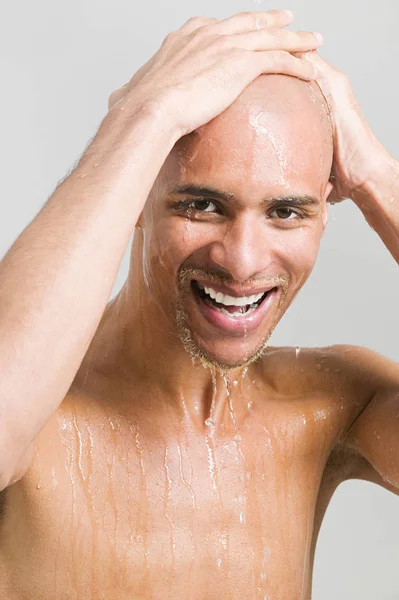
[321, 181, 333, 231]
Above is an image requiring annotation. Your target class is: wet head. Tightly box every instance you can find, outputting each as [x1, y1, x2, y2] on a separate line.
[133, 74, 333, 370]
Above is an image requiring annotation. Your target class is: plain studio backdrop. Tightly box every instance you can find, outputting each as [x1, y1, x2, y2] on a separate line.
[1, 0, 398, 597]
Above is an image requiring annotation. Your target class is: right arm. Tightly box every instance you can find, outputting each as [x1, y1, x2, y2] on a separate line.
[0, 10, 323, 490]
[0, 105, 177, 490]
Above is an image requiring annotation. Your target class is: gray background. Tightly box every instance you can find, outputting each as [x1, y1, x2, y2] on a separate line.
[1, 0, 398, 597]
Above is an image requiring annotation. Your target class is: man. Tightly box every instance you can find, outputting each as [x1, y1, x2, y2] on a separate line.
[0, 9, 398, 600]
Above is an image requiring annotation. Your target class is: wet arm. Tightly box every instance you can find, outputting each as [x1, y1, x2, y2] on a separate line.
[0, 102, 177, 490]
[351, 153, 399, 263]
[343, 346, 399, 492]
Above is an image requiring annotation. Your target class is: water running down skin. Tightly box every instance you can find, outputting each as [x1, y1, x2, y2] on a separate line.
[0, 10, 399, 600]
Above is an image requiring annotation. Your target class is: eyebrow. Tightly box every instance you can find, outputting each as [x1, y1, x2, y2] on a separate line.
[168, 184, 319, 207]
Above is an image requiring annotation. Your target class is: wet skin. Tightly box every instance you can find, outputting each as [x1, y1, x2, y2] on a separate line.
[0, 76, 397, 599]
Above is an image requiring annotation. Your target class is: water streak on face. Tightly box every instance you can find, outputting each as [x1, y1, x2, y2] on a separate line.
[134, 75, 333, 370]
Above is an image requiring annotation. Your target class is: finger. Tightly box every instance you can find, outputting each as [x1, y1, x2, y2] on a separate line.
[253, 50, 318, 81]
[180, 16, 219, 34]
[210, 10, 294, 35]
[301, 50, 336, 75]
[232, 28, 323, 53]
[300, 51, 346, 105]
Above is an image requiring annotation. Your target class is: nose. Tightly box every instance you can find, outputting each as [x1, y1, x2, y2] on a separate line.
[208, 213, 272, 283]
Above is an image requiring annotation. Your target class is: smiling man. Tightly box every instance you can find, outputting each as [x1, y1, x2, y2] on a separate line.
[146, 73, 333, 370]
[0, 10, 398, 600]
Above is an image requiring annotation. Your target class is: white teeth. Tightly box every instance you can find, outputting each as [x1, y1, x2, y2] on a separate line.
[202, 285, 265, 307]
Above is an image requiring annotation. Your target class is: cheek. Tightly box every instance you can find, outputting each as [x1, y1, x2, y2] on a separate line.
[275, 226, 322, 285]
[145, 218, 215, 270]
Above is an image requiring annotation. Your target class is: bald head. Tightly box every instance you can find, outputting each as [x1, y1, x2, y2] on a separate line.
[156, 74, 333, 202]
[229, 73, 333, 178]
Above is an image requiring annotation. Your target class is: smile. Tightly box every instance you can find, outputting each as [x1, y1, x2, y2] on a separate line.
[190, 280, 278, 334]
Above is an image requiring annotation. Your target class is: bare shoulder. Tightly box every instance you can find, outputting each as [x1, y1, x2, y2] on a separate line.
[258, 343, 398, 440]
[261, 342, 397, 395]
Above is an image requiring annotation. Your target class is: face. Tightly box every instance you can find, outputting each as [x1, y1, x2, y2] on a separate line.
[137, 77, 333, 370]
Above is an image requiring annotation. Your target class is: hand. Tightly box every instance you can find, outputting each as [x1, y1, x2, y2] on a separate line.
[107, 10, 323, 138]
[304, 51, 390, 204]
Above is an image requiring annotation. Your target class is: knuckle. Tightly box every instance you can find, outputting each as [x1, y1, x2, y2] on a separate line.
[214, 33, 233, 48]
[184, 16, 204, 24]
[189, 26, 206, 40]
[183, 16, 211, 29]
[163, 29, 178, 44]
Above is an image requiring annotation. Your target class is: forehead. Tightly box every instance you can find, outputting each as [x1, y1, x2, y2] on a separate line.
[162, 77, 332, 200]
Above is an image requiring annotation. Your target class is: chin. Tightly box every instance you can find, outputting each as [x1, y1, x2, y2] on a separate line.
[176, 317, 274, 371]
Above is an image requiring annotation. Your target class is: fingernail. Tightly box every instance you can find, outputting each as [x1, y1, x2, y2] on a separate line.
[283, 9, 293, 17]
[313, 32, 324, 43]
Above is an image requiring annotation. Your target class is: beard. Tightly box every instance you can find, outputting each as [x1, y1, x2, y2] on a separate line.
[175, 265, 289, 372]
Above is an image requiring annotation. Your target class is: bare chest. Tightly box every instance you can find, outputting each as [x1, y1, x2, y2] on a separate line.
[0, 400, 345, 600]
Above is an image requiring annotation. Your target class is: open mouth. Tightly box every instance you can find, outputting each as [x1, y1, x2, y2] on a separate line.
[188, 280, 278, 335]
[191, 280, 272, 318]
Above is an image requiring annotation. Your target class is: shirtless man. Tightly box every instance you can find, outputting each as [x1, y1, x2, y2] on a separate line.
[0, 9, 398, 600]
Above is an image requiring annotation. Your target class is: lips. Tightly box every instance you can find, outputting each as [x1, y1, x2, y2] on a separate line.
[190, 280, 278, 334]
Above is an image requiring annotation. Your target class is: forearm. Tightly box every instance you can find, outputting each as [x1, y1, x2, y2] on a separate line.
[352, 151, 399, 263]
[0, 100, 177, 487]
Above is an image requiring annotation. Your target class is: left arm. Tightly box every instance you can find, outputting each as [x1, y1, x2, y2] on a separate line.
[304, 52, 399, 490]
[306, 51, 399, 262]
[351, 155, 399, 263]
[342, 347, 399, 492]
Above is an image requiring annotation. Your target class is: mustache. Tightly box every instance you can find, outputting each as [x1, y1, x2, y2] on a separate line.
[177, 265, 289, 293]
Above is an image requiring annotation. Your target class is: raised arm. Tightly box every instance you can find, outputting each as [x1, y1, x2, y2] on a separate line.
[306, 51, 399, 263]
[341, 347, 399, 494]
[304, 52, 399, 489]
[0, 10, 323, 491]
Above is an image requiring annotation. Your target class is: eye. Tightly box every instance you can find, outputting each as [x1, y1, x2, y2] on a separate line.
[185, 199, 219, 213]
[269, 207, 303, 220]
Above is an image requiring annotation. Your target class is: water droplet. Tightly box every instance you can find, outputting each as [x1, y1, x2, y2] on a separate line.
[389, 197, 395, 204]
[232, 380, 238, 387]
[205, 417, 215, 428]
[239, 511, 246, 524]
[248, 400, 253, 410]
[36, 482, 42, 490]
[260, 571, 267, 582]
[217, 558, 222, 568]
[295, 346, 301, 358]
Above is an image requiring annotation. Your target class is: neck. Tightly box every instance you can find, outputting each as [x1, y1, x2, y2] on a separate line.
[93, 263, 263, 432]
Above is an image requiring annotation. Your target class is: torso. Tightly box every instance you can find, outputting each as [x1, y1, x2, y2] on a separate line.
[0, 346, 367, 600]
